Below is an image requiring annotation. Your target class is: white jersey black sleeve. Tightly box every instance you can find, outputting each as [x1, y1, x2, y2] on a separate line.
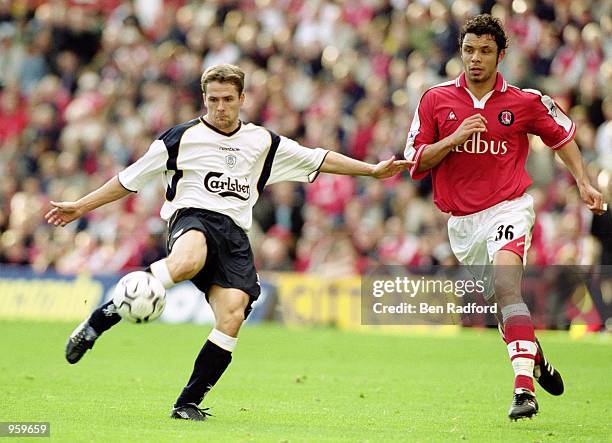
[265, 135, 328, 186]
[117, 139, 168, 192]
[117, 118, 200, 194]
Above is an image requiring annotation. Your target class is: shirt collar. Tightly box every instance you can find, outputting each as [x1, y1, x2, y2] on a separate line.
[455, 71, 507, 92]
[200, 116, 242, 137]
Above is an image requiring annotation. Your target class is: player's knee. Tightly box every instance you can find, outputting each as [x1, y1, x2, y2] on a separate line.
[167, 253, 205, 281]
[494, 280, 522, 308]
[493, 273, 511, 292]
[216, 307, 245, 336]
[493, 270, 521, 297]
[166, 232, 207, 281]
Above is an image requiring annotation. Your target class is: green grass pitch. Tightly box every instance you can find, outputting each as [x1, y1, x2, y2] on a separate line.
[0, 321, 610, 442]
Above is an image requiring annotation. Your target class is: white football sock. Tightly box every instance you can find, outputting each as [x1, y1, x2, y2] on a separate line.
[208, 328, 238, 352]
[150, 259, 175, 288]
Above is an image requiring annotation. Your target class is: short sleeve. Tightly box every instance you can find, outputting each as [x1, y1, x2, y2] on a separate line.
[525, 90, 576, 150]
[117, 140, 168, 192]
[404, 91, 437, 180]
[266, 135, 328, 185]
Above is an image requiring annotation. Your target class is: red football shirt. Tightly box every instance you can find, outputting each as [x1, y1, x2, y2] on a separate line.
[404, 72, 575, 215]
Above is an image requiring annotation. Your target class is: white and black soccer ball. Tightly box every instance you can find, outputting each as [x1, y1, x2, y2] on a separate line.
[112, 271, 166, 323]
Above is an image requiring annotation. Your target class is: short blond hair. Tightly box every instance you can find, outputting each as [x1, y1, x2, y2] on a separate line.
[201, 64, 245, 95]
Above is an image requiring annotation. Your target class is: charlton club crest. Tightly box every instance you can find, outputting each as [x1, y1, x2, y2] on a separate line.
[498, 110, 514, 126]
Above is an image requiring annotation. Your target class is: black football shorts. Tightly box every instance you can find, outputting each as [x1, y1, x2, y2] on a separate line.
[166, 208, 260, 313]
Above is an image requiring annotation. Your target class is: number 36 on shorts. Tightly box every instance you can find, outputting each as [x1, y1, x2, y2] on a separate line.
[448, 194, 535, 265]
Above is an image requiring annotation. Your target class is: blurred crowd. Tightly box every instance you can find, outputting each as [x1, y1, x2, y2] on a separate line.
[0, 0, 610, 277]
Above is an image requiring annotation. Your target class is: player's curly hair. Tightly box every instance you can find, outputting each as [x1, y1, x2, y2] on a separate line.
[201, 64, 245, 95]
[459, 14, 508, 55]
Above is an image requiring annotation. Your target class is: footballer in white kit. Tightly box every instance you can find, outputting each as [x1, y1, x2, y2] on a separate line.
[46, 64, 411, 421]
[117, 116, 330, 305]
[118, 117, 329, 232]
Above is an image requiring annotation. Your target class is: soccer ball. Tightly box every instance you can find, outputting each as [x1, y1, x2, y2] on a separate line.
[112, 271, 166, 323]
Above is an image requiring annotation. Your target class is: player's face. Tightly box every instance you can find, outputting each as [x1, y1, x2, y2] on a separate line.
[461, 33, 505, 84]
[204, 81, 245, 131]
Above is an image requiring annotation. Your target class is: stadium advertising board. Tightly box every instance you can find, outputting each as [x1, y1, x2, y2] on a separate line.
[1, 266, 609, 330]
[0, 267, 109, 321]
[0, 266, 272, 324]
[276, 266, 610, 331]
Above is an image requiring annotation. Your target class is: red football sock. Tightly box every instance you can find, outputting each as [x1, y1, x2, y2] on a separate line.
[499, 323, 541, 364]
[504, 315, 536, 393]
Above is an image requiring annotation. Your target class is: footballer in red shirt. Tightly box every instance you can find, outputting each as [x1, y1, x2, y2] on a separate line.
[405, 14, 606, 420]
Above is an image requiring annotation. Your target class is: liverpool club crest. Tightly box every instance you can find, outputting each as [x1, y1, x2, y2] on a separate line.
[225, 154, 237, 169]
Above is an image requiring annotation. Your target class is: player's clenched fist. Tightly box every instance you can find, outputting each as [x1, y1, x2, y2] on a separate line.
[449, 114, 488, 146]
[578, 183, 607, 215]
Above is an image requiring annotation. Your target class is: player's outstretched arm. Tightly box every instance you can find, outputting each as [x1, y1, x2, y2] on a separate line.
[555, 140, 606, 215]
[319, 151, 413, 179]
[416, 114, 487, 172]
[45, 176, 132, 227]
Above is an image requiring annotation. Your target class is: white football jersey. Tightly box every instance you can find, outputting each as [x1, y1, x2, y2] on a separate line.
[118, 117, 328, 231]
